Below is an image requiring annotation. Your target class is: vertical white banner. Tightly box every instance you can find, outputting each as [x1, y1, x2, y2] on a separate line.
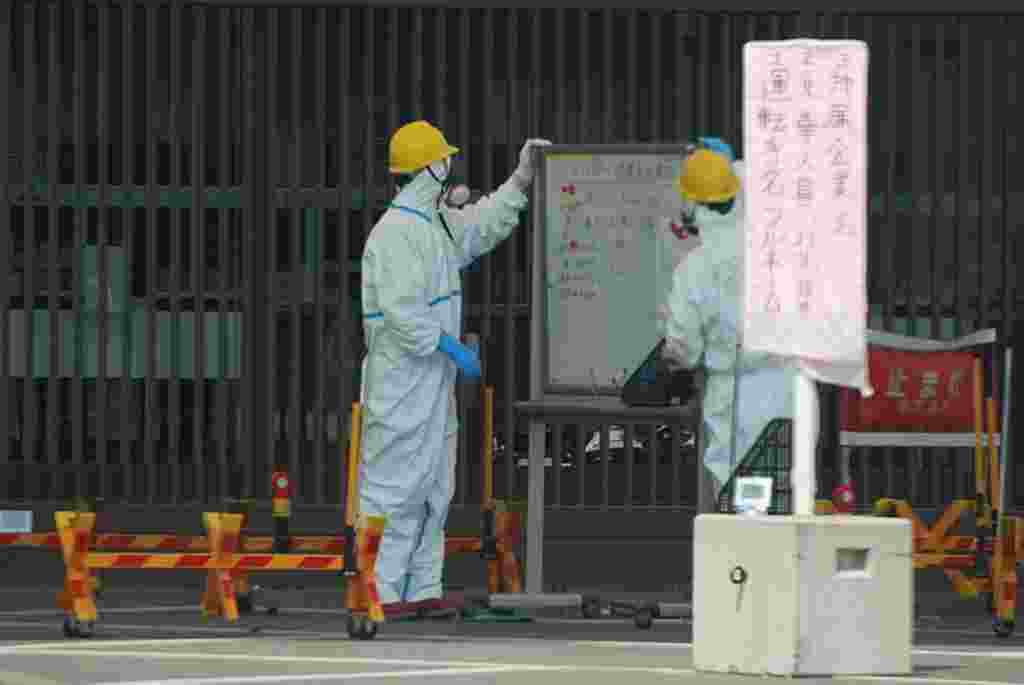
[742, 39, 873, 397]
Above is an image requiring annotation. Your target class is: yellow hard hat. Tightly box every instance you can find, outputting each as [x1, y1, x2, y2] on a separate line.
[388, 120, 460, 175]
[676, 148, 740, 204]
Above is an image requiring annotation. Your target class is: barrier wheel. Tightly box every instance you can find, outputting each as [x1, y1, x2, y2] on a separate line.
[237, 593, 254, 614]
[993, 618, 1015, 638]
[581, 597, 601, 619]
[634, 608, 654, 630]
[62, 617, 94, 639]
[347, 614, 378, 640]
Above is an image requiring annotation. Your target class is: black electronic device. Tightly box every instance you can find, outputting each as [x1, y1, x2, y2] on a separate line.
[621, 339, 697, 407]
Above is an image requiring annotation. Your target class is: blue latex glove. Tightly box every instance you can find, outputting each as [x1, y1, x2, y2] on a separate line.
[438, 333, 482, 379]
[698, 137, 735, 162]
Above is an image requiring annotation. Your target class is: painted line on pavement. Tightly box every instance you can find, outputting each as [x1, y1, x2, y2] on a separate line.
[0, 648, 702, 677]
[0, 638, 245, 653]
[0, 606, 201, 617]
[93, 667, 539, 685]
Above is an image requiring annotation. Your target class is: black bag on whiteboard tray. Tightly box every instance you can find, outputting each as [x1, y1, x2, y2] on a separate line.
[621, 339, 697, 407]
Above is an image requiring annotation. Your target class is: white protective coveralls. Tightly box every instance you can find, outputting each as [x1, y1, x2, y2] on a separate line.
[664, 160, 796, 504]
[358, 167, 529, 605]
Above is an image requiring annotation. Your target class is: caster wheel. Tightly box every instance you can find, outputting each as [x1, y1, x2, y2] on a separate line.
[347, 614, 379, 640]
[994, 618, 1015, 638]
[266, 606, 279, 616]
[237, 593, 254, 614]
[62, 617, 94, 639]
[634, 608, 654, 630]
[581, 597, 601, 619]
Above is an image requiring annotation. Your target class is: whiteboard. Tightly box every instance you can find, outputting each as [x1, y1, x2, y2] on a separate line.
[530, 145, 701, 397]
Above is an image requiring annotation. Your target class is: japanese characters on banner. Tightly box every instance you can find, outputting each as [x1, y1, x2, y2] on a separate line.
[742, 39, 874, 397]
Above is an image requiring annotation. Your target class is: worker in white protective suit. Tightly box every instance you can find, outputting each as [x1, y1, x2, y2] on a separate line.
[662, 146, 796, 511]
[359, 119, 551, 615]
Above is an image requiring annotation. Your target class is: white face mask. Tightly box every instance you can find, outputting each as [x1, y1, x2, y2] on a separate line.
[427, 158, 451, 183]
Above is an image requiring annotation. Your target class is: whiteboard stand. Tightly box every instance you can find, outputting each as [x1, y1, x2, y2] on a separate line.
[497, 144, 707, 620]
[504, 396, 702, 621]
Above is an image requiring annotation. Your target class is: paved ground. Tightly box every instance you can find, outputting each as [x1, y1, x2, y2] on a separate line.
[3, 588, 1024, 684]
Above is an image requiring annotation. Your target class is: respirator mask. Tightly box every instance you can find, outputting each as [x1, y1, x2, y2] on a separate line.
[427, 158, 472, 209]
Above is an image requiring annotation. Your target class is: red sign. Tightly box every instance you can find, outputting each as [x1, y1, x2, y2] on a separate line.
[839, 348, 977, 432]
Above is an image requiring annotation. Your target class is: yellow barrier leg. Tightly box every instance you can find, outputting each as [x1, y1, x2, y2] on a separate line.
[345, 515, 386, 624]
[496, 510, 523, 594]
[55, 511, 98, 636]
[993, 516, 1018, 635]
[202, 512, 243, 623]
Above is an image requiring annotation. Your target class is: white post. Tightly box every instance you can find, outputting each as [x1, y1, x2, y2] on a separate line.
[792, 370, 820, 516]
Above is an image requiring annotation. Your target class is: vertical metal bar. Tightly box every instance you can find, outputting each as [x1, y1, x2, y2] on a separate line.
[956, 19, 969, 339]
[675, 11, 688, 142]
[602, 10, 612, 141]
[1001, 18, 1013, 340]
[266, 6, 279, 498]
[217, 6, 231, 501]
[697, 12, 709, 136]
[336, 6, 352, 511]
[357, 4, 374, 504]
[289, 6, 302, 503]
[239, 6, 258, 501]
[71, 0, 86, 500]
[144, 2, 158, 503]
[627, 11, 637, 140]
[411, 8, 422, 120]
[624, 422, 634, 511]
[97, 0, 112, 502]
[47, 0, 62, 502]
[882, 21, 901, 500]
[650, 11, 662, 141]
[908, 20, 924, 504]
[721, 13, 732, 142]
[312, 5, 326, 506]
[456, 8, 469, 509]
[502, 8, 517, 505]
[956, 20, 971, 498]
[117, 0, 134, 500]
[553, 8, 565, 144]
[980, 20, 994, 333]
[551, 422, 561, 508]
[192, 4, 207, 503]
[23, 0, 38, 492]
[168, 0, 183, 502]
[576, 423, 585, 507]
[581, 8, 589, 140]
[0, 0, 10, 485]
[671, 421, 681, 506]
[600, 424, 609, 509]
[932, 20, 948, 509]
[649, 423, 659, 506]
[473, 7, 495, 511]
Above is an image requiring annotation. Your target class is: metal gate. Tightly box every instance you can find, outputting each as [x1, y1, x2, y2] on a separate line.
[3, 6, 1023, 554]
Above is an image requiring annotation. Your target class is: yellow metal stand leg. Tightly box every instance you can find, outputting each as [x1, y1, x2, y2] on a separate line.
[55, 511, 98, 626]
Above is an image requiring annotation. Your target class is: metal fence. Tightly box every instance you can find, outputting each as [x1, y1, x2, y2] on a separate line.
[3, 5, 1022, 519]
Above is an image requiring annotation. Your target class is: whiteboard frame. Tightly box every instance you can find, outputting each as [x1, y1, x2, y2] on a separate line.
[530, 143, 692, 400]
